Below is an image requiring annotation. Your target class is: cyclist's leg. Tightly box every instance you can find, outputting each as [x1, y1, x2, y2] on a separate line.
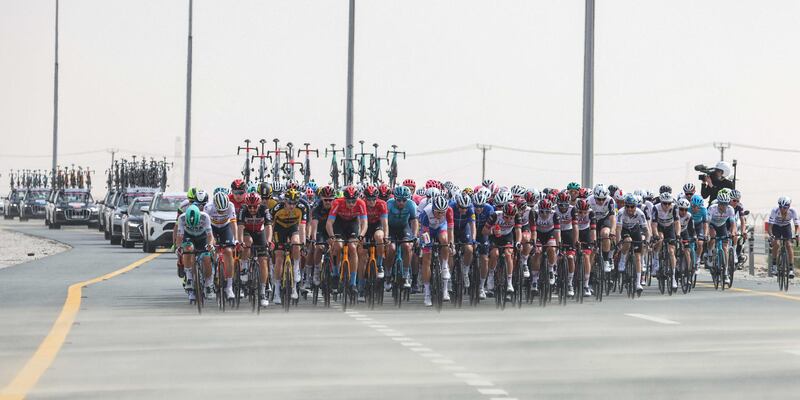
[600, 222, 612, 270]
[619, 236, 631, 271]
[374, 226, 385, 276]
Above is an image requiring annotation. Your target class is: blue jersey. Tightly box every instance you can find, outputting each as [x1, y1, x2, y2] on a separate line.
[691, 206, 708, 225]
[475, 204, 495, 229]
[449, 200, 475, 232]
[386, 198, 417, 228]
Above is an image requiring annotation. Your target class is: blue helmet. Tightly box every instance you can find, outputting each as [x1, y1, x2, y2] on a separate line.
[691, 194, 704, 207]
[306, 181, 318, 192]
[624, 194, 637, 206]
[393, 185, 411, 200]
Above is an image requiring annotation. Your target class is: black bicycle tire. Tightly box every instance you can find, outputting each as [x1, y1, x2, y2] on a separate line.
[194, 261, 203, 314]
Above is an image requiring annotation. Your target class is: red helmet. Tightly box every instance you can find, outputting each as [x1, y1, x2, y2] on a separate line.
[318, 185, 335, 199]
[551, 188, 560, 196]
[577, 187, 589, 199]
[343, 185, 358, 200]
[378, 183, 392, 200]
[576, 198, 590, 211]
[546, 193, 557, 202]
[539, 199, 553, 212]
[231, 179, 246, 191]
[286, 181, 299, 191]
[502, 202, 517, 216]
[363, 185, 379, 199]
[524, 191, 538, 204]
[244, 192, 261, 207]
[402, 179, 416, 190]
[425, 179, 439, 189]
[514, 196, 527, 207]
[305, 188, 315, 199]
[557, 192, 571, 204]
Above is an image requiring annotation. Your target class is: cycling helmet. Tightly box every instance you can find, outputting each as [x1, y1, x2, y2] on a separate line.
[632, 189, 644, 198]
[213, 187, 229, 195]
[577, 187, 589, 199]
[538, 199, 553, 212]
[378, 184, 392, 200]
[682, 183, 696, 195]
[607, 185, 619, 196]
[363, 185, 379, 199]
[454, 192, 472, 208]
[195, 190, 209, 204]
[247, 183, 257, 193]
[644, 190, 655, 201]
[426, 187, 441, 198]
[402, 178, 416, 190]
[425, 179, 439, 189]
[318, 185, 335, 199]
[244, 192, 261, 207]
[272, 181, 285, 194]
[482, 178, 494, 188]
[231, 179, 246, 192]
[778, 196, 792, 208]
[461, 186, 474, 196]
[659, 185, 672, 194]
[624, 194, 637, 206]
[551, 188, 561, 196]
[185, 205, 201, 228]
[306, 181, 318, 192]
[557, 192, 570, 205]
[284, 188, 301, 203]
[305, 187, 316, 199]
[186, 187, 198, 202]
[613, 189, 625, 203]
[717, 188, 731, 198]
[677, 198, 690, 209]
[415, 188, 425, 196]
[473, 188, 491, 206]
[567, 182, 581, 191]
[691, 194, 704, 207]
[576, 198, 590, 211]
[524, 190, 538, 205]
[510, 185, 526, 197]
[213, 192, 230, 211]
[258, 182, 272, 198]
[730, 189, 741, 201]
[286, 180, 300, 191]
[593, 185, 609, 199]
[502, 202, 517, 216]
[393, 185, 411, 200]
[343, 186, 358, 200]
[715, 161, 732, 178]
[634, 194, 643, 205]
[716, 192, 731, 205]
[494, 190, 512, 206]
[432, 195, 449, 212]
[443, 181, 454, 191]
[658, 192, 674, 204]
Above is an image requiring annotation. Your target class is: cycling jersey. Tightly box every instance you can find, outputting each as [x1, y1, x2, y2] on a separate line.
[228, 193, 245, 216]
[474, 204, 495, 229]
[238, 204, 272, 233]
[555, 205, 575, 231]
[271, 202, 308, 228]
[616, 208, 648, 231]
[485, 211, 522, 236]
[418, 204, 452, 231]
[386, 198, 417, 227]
[177, 212, 212, 237]
[677, 210, 695, 234]
[587, 196, 616, 220]
[328, 198, 367, 222]
[574, 208, 596, 231]
[532, 211, 560, 233]
[639, 200, 654, 221]
[365, 199, 389, 224]
[768, 207, 799, 227]
[517, 204, 532, 227]
[312, 202, 332, 222]
[651, 203, 678, 228]
[203, 203, 237, 228]
[707, 204, 735, 227]
[691, 206, 708, 225]
[450, 201, 476, 232]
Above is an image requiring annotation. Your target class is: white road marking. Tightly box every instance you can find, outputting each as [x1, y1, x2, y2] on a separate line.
[431, 359, 455, 364]
[479, 388, 508, 395]
[421, 353, 444, 358]
[410, 347, 433, 352]
[466, 380, 494, 386]
[441, 365, 467, 371]
[454, 373, 481, 379]
[785, 349, 800, 356]
[401, 342, 423, 347]
[625, 313, 679, 325]
[391, 337, 412, 342]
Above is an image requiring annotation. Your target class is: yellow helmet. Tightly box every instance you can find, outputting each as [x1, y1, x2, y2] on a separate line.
[284, 188, 300, 203]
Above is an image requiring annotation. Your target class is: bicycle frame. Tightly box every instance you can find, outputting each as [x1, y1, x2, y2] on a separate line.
[297, 143, 319, 186]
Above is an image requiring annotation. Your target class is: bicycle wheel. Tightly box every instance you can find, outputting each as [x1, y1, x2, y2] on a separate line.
[779, 247, 788, 292]
[559, 258, 568, 306]
[251, 260, 261, 314]
[283, 256, 292, 312]
[452, 257, 463, 309]
[431, 254, 443, 312]
[311, 264, 320, 306]
[341, 259, 350, 312]
[193, 261, 203, 314]
[645, 250, 653, 287]
[575, 254, 584, 304]
[217, 258, 226, 312]
[595, 256, 604, 302]
[727, 248, 735, 289]
[498, 257, 508, 311]
[515, 257, 524, 308]
[322, 254, 332, 307]
[367, 258, 377, 310]
[233, 260, 242, 309]
[719, 248, 727, 292]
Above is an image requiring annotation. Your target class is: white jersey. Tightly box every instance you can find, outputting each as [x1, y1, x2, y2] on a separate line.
[517, 204, 532, 227]
[177, 212, 212, 237]
[707, 204, 735, 228]
[617, 208, 648, 231]
[768, 207, 799, 228]
[203, 203, 236, 228]
[587, 196, 616, 220]
[555, 205, 575, 231]
[651, 203, 678, 228]
[678, 210, 693, 233]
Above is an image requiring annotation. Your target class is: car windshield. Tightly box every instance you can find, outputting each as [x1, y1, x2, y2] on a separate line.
[30, 191, 49, 200]
[155, 196, 185, 212]
[129, 200, 151, 216]
[62, 192, 91, 202]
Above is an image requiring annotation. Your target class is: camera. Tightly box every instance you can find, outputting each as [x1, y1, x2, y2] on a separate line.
[697, 174, 706, 181]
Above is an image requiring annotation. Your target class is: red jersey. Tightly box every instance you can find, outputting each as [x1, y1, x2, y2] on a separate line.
[365, 199, 388, 224]
[228, 193, 245, 215]
[328, 198, 368, 221]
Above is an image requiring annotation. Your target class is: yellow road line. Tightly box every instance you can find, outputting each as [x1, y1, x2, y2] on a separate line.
[697, 282, 800, 301]
[0, 253, 161, 400]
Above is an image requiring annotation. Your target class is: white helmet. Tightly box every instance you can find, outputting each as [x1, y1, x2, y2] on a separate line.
[494, 190, 512, 206]
[426, 187, 441, 198]
[510, 185, 526, 197]
[593, 185, 609, 199]
[778, 196, 792, 208]
[659, 192, 674, 204]
[473, 188, 491, 206]
[677, 198, 690, 209]
[454, 192, 472, 208]
[432, 195, 449, 211]
[715, 161, 732, 179]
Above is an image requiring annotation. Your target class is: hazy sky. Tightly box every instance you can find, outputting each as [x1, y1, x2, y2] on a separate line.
[1, 0, 799, 214]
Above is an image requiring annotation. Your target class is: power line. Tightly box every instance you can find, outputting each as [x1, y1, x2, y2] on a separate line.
[406, 145, 474, 158]
[730, 142, 800, 154]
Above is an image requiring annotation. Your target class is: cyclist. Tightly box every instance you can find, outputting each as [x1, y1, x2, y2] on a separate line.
[483, 202, 522, 294]
[377, 183, 393, 202]
[326, 185, 368, 297]
[690, 194, 708, 266]
[768, 196, 799, 278]
[359, 185, 389, 285]
[472, 188, 495, 299]
[237, 192, 273, 307]
[204, 192, 239, 300]
[258, 182, 276, 209]
[588, 185, 616, 273]
[730, 189, 748, 266]
[309, 185, 336, 287]
[516, 190, 537, 279]
[650, 191, 681, 290]
[574, 198, 597, 296]
[616, 194, 651, 293]
[676, 198, 697, 277]
[706, 192, 738, 285]
[175, 187, 198, 278]
[555, 192, 578, 297]
[531, 199, 561, 293]
[175, 205, 214, 303]
[682, 183, 696, 203]
[271, 188, 308, 303]
[566, 182, 581, 204]
[229, 179, 248, 215]
[385, 185, 419, 288]
[418, 195, 454, 307]
[451, 192, 477, 295]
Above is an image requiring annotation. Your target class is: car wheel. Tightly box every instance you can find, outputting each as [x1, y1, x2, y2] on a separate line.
[110, 236, 121, 245]
[142, 241, 154, 253]
[104, 230, 111, 240]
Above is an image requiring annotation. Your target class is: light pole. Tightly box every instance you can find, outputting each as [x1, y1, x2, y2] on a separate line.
[52, 0, 59, 179]
[183, 0, 193, 191]
[345, 0, 355, 159]
[581, 0, 595, 188]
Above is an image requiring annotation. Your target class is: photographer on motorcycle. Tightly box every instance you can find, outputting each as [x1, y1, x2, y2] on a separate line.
[700, 161, 734, 205]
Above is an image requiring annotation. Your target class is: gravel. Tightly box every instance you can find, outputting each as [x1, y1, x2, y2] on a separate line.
[0, 227, 71, 269]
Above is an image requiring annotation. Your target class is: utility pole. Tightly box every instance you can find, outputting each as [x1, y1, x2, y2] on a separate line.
[713, 142, 731, 161]
[345, 0, 355, 159]
[477, 144, 491, 183]
[52, 0, 59, 180]
[580, 0, 595, 188]
[183, 0, 193, 191]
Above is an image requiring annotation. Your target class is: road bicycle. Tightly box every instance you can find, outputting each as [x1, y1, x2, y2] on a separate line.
[325, 144, 344, 190]
[386, 145, 405, 188]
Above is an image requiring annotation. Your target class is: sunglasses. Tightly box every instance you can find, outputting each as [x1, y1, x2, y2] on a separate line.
[396, 198, 407, 203]
[346, 200, 356, 205]
[625, 205, 636, 209]
[232, 190, 245, 195]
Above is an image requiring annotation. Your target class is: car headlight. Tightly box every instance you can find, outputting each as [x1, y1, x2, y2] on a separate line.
[128, 222, 140, 228]
[55, 207, 63, 212]
[152, 216, 165, 224]
[114, 214, 122, 220]
[89, 207, 99, 213]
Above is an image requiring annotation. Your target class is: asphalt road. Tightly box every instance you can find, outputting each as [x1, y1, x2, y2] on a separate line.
[1, 219, 799, 400]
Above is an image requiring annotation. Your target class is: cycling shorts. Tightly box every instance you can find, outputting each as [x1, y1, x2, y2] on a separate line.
[333, 218, 359, 240]
[621, 228, 643, 253]
[212, 224, 235, 246]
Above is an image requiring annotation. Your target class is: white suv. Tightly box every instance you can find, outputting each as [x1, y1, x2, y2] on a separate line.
[141, 191, 186, 253]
